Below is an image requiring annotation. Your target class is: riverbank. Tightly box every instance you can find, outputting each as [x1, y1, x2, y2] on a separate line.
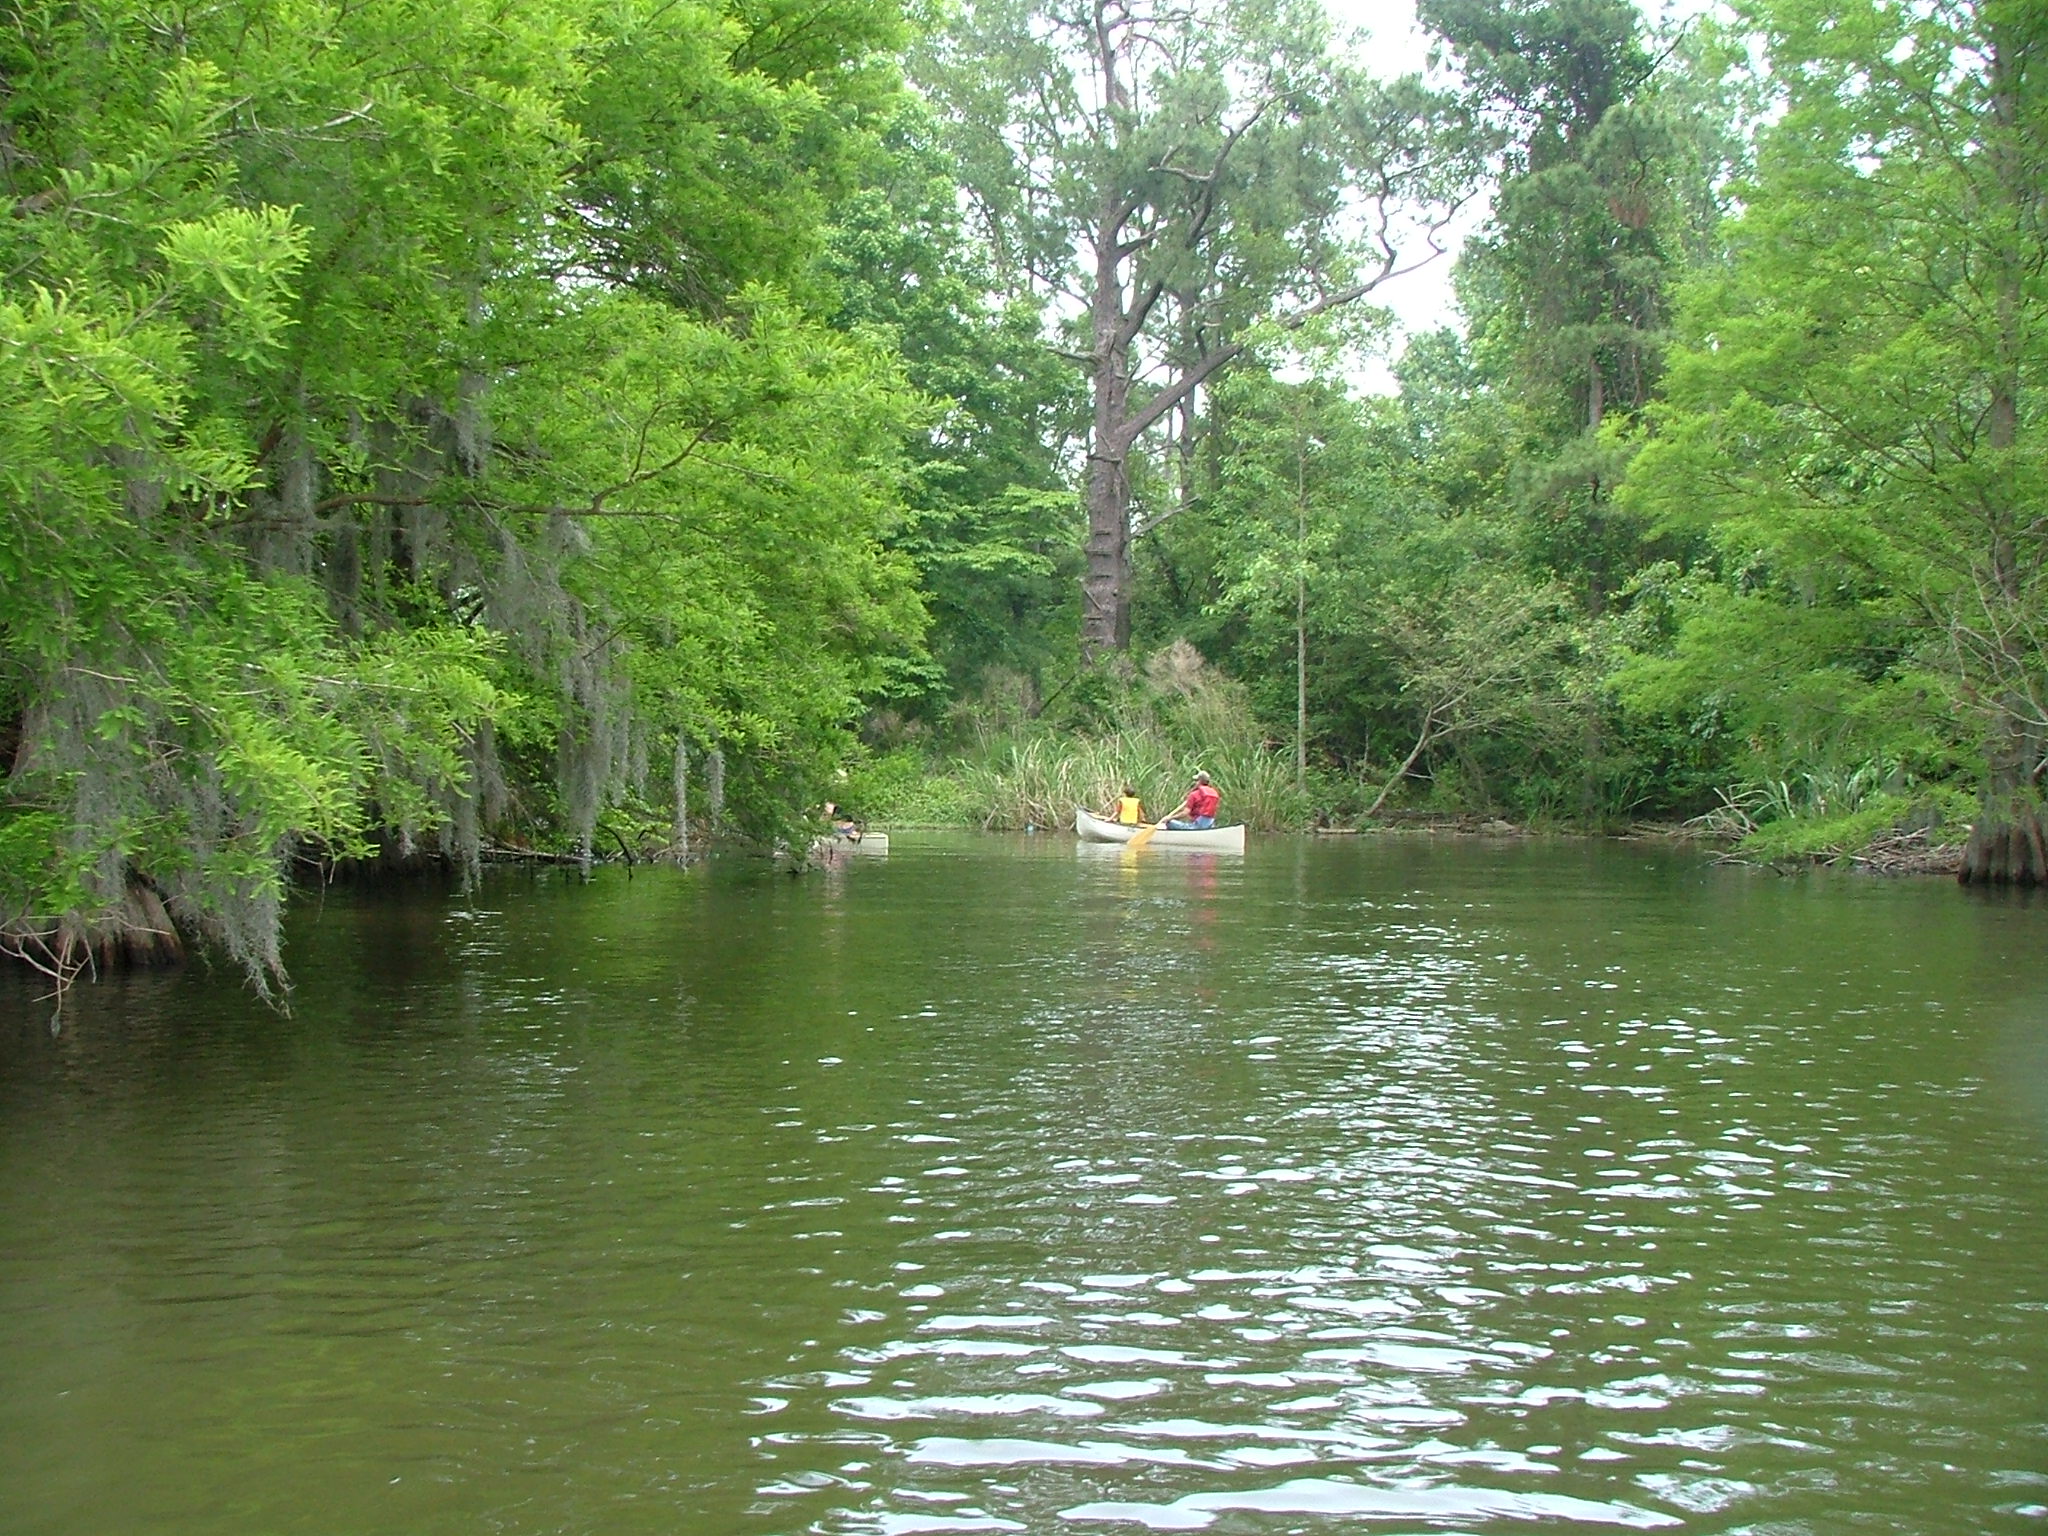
[861, 802, 1971, 880]
[1311, 814, 1968, 877]
[0, 768, 1976, 999]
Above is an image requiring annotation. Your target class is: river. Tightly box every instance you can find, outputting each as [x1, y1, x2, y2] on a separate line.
[2, 833, 2045, 1534]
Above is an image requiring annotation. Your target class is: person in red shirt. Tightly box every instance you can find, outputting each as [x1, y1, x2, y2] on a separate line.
[1166, 770, 1220, 830]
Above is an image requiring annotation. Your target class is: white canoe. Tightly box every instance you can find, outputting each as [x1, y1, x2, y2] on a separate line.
[812, 830, 889, 857]
[1074, 806, 1246, 853]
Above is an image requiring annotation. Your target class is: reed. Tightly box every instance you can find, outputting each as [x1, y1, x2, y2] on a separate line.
[954, 728, 1309, 831]
[862, 644, 1317, 831]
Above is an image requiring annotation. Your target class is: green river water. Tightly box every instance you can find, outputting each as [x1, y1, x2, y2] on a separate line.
[2, 833, 2046, 1535]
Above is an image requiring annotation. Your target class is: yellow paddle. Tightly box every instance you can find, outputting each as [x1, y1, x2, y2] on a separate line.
[1126, 816, 1169, 851]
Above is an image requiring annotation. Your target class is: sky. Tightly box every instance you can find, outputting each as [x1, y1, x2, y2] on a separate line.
[1320, 0, 1718, 355]
[1326, 0, 1435, 67]
[1320, 0, 1472, 378]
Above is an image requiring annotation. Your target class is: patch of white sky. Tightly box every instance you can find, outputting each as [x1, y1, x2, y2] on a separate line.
[1321, 0, 1473, 359]
[1312, 0, 1720, 391]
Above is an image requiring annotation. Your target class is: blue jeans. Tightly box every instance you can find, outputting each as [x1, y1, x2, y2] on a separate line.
[1166, 815, 1215, 830]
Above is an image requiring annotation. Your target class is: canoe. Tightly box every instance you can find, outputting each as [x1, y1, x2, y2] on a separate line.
[812, 830, 889, 857]
[1074, 806, 1246, 853]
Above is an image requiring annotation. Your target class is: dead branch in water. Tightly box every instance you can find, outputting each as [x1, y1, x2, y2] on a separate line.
[1852, 828, 1964, 877]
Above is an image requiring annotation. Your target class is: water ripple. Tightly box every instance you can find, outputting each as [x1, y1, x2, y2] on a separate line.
[5, 843, 2045, 1536]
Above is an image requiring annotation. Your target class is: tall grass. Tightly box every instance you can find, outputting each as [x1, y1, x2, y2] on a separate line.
[956, 649, 1312, 829]
[853, 642, 1317, 831]
[953, 730, 1310, 831]
[1681, 756, 1971, 860]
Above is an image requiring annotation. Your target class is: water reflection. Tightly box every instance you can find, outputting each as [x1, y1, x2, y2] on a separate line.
[2, 838, 2045, 1535]
[732, 843, 2048, 1534]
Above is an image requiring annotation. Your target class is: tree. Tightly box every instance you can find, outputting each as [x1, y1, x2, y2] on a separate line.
[824, 99, 1083, 703]
[1624, 0, 2048, 879]
[1424, 0, 1738, 645]
[562, 0, 908, 316]
[1136, 338, 1590, 817]
[920, 0, 1478, 658]
[0, 0, 932, 993]
[1361, 570, 1581, 815]
[1201, 368, 1381, 789]
[1416, 0, 1738, 815]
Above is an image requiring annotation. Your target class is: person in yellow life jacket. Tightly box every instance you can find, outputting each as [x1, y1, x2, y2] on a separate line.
[1106, 784, 1145, 826]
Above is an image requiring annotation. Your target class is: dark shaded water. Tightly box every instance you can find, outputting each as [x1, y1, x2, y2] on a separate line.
[3, 834, 2046, 1534]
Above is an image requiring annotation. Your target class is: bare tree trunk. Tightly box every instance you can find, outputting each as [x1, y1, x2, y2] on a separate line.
[1081, 442, 1131, 656]
[706, 746, 725, 830]
[1, 875, 185, 993]
[1295, 429, 1308, 794]
[1296, 581, 1308, 794]
[1081, 190, 1135, 657]
[1961, 782, 2048, 885]
[670, 734, 689, 864]
[1958, 18, 2042, 885]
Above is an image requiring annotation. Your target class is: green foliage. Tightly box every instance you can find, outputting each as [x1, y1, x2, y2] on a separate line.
[1620, 0, 2048, 843]
[1429, 0, 1736, 437]
[567, 0, 907, 313]
[1146, 341, 1620, 819]
[1354, 0, 1739, 823]
[1714, 782, 1973, 864]
[823, 98, 1082, 701]
[1, 0, 934, 989]
[947, 728, 1308, 834]
[1610, 578, 1954, 789]
[17, 0, 2046, 1009]
[842, 746, 980, 826]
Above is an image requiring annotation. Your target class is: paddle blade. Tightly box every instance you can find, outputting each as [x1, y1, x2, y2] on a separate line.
[1126, 820, 1164, 850]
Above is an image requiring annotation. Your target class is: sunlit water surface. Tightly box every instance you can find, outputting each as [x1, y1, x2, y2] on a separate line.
[3, 834, 2046, 1535]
